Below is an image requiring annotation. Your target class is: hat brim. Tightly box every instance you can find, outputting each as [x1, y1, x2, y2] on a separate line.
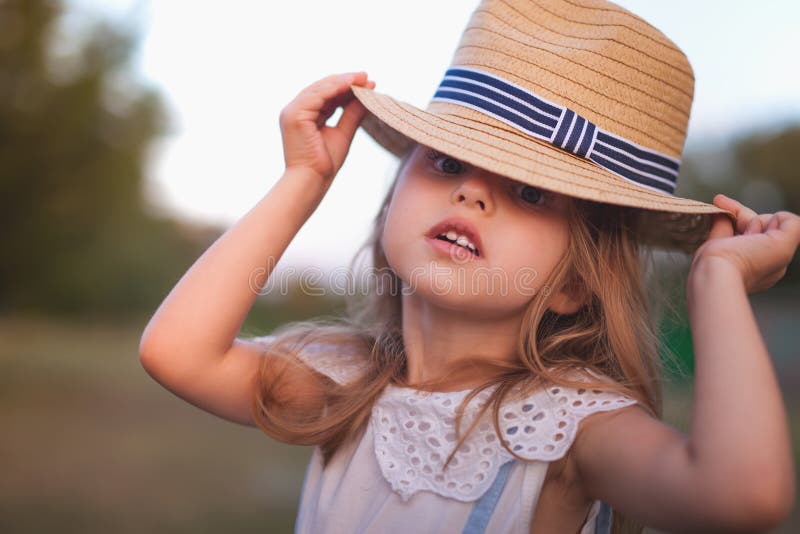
[351, 85, 734, 253]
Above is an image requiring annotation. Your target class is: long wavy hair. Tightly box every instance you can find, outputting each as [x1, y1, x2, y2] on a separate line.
[252, 147, 677, 534]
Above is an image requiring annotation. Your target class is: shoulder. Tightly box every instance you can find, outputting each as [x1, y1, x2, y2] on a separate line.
[249, 333, 367, 386]
[496, 366, 641, 463]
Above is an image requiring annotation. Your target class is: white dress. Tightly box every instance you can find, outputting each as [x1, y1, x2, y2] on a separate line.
[251, 336, 640, 534]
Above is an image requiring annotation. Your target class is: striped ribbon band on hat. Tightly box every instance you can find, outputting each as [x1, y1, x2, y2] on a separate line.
[431, 67, 681, 195]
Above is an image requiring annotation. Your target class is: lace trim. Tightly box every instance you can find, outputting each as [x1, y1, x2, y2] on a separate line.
[372, 375, 638, 502]
[251, 336, 639, 502]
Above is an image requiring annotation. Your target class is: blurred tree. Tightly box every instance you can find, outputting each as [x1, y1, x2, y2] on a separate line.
[735, 126, 800, 214]
[656, 125, 800, 379]
[0, 0, 220, 318]
[677, 125, 800, 287]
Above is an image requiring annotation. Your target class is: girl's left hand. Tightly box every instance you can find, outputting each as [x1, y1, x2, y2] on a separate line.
[690, 194, 800, 294]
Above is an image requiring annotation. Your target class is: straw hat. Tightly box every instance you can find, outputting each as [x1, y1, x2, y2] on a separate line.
[352, 0, 734, 252]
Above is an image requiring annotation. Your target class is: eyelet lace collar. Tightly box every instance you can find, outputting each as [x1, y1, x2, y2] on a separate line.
[371, 376, 637, 502]
[249, 335, 639, 503]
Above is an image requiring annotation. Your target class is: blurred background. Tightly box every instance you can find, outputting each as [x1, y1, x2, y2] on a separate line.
[0, 0, 798, 532]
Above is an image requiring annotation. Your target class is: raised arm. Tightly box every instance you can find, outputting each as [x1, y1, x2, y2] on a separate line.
[138, 72, 375, 426]
[570, 197, 799, 532]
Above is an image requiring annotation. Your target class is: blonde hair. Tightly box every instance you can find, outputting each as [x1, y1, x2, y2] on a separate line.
[252, 148, 675, 534]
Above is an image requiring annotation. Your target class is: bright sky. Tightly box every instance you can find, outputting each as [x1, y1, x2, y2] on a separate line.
[71, 0, 800, 271]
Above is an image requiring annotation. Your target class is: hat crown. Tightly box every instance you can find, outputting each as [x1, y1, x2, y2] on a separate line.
[350, 0, 725, 253]
[431, 0, 694, 158]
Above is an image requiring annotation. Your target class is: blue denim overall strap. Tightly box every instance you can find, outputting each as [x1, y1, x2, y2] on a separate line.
[595, 501, 613, 534]
[462, 460, 515, 534]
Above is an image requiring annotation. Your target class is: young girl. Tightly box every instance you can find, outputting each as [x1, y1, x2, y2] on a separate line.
[140, 1, 799, 532]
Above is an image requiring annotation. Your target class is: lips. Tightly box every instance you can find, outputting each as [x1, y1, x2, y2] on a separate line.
[425, 217, 484, 258]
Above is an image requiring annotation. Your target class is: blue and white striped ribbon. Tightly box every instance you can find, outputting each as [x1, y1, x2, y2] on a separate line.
[431, 67, 680, 195]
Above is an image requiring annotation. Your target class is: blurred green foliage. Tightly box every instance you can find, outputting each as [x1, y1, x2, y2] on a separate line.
[0, 0, 220, 318]
[653, 126, 800, 378]
[658, 309, 695, 377]
[678, 126, 800, 286]
[0, 0, 797, 323]
[737, 128, 800, 213]
[0, 3, 798, 532]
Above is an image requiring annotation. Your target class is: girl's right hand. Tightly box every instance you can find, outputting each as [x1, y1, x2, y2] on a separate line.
[279, 72, 376, 184]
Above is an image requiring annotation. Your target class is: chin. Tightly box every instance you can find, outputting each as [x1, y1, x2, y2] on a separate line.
[397, 267, 532, 314]
[387, 240, 529, 298]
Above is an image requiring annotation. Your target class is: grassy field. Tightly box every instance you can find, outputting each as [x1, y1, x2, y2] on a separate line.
[0, 315, 310, 533]
[0, 312, 797, 533]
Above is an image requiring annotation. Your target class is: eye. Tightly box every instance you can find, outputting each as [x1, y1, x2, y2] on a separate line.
[515, 183, 547, 206]
[427, 150, 465, 175]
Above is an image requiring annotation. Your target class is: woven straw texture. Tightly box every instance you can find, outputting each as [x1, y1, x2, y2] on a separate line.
[353, 0, 734, 252]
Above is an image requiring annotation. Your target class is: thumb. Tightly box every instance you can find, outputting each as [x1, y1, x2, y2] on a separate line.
[706, 212, 735, 240]
[335, 95, 369, 142]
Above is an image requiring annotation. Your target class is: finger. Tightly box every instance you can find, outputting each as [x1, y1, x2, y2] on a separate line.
[316, 72, 367, 94]
[296, 72, 367, 113]
[744, 213, 772, 235]
[316, 92, 354, 127]
[713, 194, 759, 235]
[766, 213, 780, 232]
[768, 211, 800, 246]
[314, 75, 375, 128]
[763, 212, 800, 269]
[305, 71, 367, 93]
[706, 212, 735, 240]
[335, 96, 369, 141]
[316, 105, 335, 128]
[322, 75, 374, 128]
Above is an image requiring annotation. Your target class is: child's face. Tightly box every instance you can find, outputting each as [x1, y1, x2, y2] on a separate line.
[381, 144, 574, 315]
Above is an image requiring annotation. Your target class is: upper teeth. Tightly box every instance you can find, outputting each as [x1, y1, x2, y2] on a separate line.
[440, 230, 478, 254]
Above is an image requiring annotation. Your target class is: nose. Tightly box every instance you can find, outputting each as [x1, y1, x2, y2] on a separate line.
[450, 172, 495, 214]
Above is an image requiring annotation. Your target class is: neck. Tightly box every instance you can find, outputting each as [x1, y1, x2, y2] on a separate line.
[400, 290, 525, 390]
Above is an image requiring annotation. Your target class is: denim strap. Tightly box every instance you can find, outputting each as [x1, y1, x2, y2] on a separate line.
[462, 460, 515, 534]
[595, 501, 613, 534]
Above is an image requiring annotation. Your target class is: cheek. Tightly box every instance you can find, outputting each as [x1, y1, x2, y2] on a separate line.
[380, 198, 416, 275]
[381, 210, 400, 265]
[497, 220, 569, 286]
[381, 179, 435, 258]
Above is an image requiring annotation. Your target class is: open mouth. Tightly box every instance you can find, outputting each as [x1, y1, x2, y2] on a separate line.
[433, 231, 480, 256]
[425, 217, 484, 258]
